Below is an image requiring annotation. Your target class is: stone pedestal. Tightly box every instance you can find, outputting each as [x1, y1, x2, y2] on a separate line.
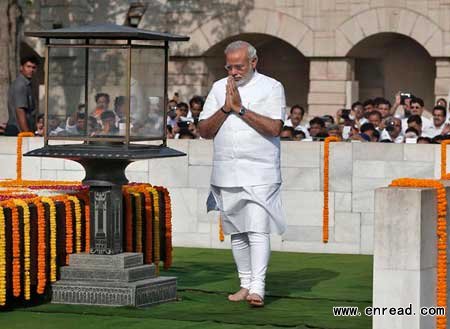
[373, 187, 440, 329]
[51, 253, 177, 307]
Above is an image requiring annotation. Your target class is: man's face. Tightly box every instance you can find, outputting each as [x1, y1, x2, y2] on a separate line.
[103, 117, 115, 132]
[353, 105, 364, 119]
[280, 129, 293, 139]
[389, 119, 402, 138]
[190, 102, 202, 119]
[168, 101, 177, 119]
[368, 114, 381, 128]
[76, 118, 85, 132]
[404, 98, 412, 110]
[49, 118, 59, 130]
[225, 47, 257, 86]
[309, 123, 322, 137]
[410, 102, 423, 116]
[377, 104, 390, 119]
[20, 61, 37, 79]
[36, 118, 44, 130]
[408, 121, 421, 135]
[363, 104, 374, 117]
[328, 128, 340, 137]
[290, 108, 303, 126]
[176, 106, 188, 118]
[97, 96, 109, 110]
[433, 110, 446, 127]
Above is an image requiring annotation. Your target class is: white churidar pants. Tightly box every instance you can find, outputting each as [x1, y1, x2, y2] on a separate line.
[207, 183, 285, 298]
[231, 232, 270, 298]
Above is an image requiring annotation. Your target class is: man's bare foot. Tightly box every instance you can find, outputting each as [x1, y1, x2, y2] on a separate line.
[246, 293, 264, 307]
[227, 288, 249, 302]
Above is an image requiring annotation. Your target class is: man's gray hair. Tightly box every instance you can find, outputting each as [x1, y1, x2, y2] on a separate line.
[224, 40, 258, 60]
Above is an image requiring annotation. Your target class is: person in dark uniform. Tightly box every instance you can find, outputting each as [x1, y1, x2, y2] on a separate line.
[5, 56, 39, 136]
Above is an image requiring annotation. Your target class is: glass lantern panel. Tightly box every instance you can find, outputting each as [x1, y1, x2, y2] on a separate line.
[87, 48, 128, 138]
[130, 48, 165, 139]
[47, 47, 86, 137]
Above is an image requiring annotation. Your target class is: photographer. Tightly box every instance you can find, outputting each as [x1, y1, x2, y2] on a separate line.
[392, 91, 413, 119]
[380, 117, 404, 143]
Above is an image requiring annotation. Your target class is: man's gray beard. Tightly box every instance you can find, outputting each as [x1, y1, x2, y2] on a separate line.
[235, 69, 254, 87]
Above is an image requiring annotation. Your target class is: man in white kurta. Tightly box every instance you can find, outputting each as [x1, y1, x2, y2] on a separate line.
[198, 41, 286, 307]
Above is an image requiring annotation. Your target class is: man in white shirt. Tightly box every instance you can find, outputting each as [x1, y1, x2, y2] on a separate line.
[198, 41, 285, 307]
[422, 105, 448, 138]
[401, 97, 432, 134]
[380, 117, 404, 143]
[285, 104, 310, 138]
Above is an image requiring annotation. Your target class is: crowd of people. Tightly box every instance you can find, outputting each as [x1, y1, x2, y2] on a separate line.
[3, 57, 450, 144]
[165, 92, 450, 144]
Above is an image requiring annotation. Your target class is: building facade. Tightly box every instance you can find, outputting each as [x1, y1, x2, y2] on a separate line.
[3, 0, 450, 122]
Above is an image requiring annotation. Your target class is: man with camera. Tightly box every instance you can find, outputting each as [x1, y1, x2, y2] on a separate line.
[198, 40, 285, 307]
[380, 117, 404, 143]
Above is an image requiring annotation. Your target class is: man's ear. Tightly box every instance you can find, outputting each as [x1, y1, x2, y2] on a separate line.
[251, 57, 258, 69]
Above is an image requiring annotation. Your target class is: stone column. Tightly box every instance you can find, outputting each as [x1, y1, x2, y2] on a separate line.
[168, 58, 209, 100]
[435, 59, 450, 104]
[373, 187, 442, 329]
[307, 59, 355, 119]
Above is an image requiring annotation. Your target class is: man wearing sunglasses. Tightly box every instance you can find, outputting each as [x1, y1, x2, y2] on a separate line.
[401, 97, 432, 134]
[198, 41, 286, 307]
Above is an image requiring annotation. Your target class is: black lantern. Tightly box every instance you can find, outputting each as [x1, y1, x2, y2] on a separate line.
[25, 24, 189, 255]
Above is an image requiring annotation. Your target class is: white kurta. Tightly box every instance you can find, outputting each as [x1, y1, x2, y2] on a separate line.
[200, 71, 287, 235]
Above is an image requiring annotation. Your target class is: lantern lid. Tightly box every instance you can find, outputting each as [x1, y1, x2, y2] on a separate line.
[25, 23, 189, 42]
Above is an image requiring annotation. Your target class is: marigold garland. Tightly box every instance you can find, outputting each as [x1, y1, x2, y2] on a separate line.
[149, 187, 161, 275]
[33, 198, 46, 294]
[218, 215, 224, 242]
[390, 178, 447, 329]
[132, 192, 143, 253]
[0, 206, 6, 305]
[123, 189, 133, 252]
[13, 199, 31, 300]
[67, 196, 82, 253]
[144, 189, 154, 264]
[0, 182, 173, 307]
[441, 140, 450, 180]
[158, 187, 172, 269]
[323, 136, 340, 243]
[75, 192, 90, 252]
[56, 196, 73, 264]
[130, 185, 154, 264]
[41, 197, 57, 282]
[0, 180, 84, 189]
[16, 132, 34, 183]
[5, 200, 21, 297]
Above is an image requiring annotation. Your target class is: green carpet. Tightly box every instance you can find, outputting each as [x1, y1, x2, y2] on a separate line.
[0, 247, 373, 329]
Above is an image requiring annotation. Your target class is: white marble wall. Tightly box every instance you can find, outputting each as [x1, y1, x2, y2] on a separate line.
[0, 137, 446, 255]
[373, 187, 439, 329]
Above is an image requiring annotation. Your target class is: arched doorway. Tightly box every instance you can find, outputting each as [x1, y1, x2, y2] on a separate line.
[203, 33, 309, 110]
[348, 33, 435, 111]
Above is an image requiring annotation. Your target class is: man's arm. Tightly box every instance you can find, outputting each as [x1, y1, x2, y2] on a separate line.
[238, 109, 283, 137]
[15, 108, 31, 132]
[198, 108, 229, 139]
[198, 79, 233, 139]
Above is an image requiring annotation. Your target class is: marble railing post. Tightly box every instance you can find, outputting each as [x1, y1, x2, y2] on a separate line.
[373, 186, 443, 329]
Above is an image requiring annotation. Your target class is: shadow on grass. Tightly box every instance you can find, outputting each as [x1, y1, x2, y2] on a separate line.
[167, 260, 339, 304]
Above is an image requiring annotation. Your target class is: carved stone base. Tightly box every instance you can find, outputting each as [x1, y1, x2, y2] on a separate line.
[51, 253, 177, 307]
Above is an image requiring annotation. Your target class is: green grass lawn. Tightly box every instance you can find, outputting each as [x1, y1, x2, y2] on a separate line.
[0, 247, 373, 329]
